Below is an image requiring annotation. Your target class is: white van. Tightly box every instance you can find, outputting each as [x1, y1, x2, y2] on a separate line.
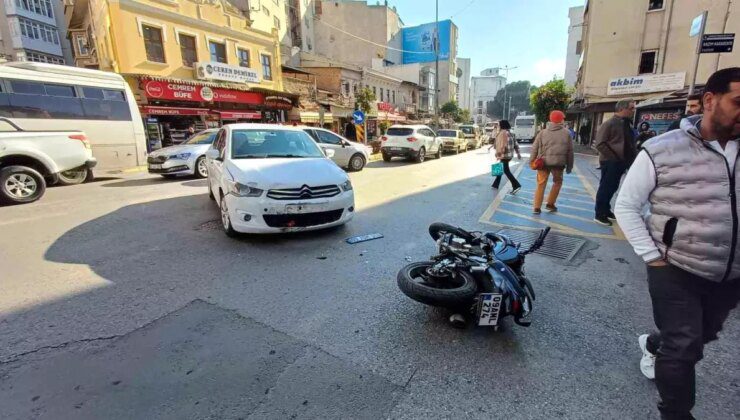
[512, 115, 536, 143]
[0, 62, 146, 171]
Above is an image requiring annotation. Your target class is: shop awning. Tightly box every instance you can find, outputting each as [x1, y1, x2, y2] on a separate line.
[216, 110, 262, 119]
[636, 91, 680, 108]
[141, 106, 211, 116]
[300, 111, 333, 123]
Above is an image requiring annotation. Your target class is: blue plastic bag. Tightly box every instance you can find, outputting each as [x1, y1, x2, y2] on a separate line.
[491, 162, 504, 177]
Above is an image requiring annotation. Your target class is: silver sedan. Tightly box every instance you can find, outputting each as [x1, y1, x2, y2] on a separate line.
[147, 129, 218, 178]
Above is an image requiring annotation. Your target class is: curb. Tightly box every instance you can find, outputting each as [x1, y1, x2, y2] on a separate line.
[107, 166, 147, 174]
[368, 153, 383, 163]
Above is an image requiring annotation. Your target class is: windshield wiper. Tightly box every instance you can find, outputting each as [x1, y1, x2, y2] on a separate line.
[233, 154, 265, 159]
[264, 154, 309, 158]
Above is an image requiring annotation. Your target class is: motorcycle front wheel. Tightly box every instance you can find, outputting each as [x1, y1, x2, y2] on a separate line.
[397, 261, 478, 308]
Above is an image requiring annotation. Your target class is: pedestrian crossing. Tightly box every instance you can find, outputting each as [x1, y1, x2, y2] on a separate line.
[479, 163, 625, 240]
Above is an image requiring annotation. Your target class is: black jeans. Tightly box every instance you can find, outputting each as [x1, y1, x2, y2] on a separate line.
[645, 264, 740, 420]
[492, 159, 521, 190]
[594, 160, 627, 217]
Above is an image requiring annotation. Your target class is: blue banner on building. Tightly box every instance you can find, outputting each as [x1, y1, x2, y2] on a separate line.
[402, 20, 451, 64]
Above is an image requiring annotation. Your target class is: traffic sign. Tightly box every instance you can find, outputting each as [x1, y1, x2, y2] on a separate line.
[700, 33, 735, 54]
[690, 13, 704, 37]
[352, 110, 365, 124]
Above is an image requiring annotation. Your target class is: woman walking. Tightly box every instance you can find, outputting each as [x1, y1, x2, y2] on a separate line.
[530, 110, 574, 214]
[491, 120, 522, 193]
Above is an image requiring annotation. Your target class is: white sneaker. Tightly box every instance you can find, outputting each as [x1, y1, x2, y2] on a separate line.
[638, 334, 656, 380]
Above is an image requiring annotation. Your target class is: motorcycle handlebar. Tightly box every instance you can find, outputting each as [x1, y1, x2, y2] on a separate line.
[521, 227, 551, 255]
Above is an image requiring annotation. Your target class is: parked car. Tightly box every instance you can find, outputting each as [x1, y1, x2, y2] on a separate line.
[205, 124, 355, 236]
[302, 127, 371, 171]
[437, 129, 466, 154]
[0, 117, 96, 205]
[380, 125, 442, 163]
[458, 124, 483, 149]
[147, 129, 218, 178]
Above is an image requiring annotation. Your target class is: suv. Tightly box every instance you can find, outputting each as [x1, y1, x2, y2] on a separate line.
[437, 129, 466, 154]
[380, 125, 442, 163]
[302, 127, 371, 171]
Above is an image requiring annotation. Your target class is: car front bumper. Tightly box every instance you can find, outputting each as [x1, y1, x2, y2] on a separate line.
[225, 191, 355, 233]
[147, 157, 196, 175]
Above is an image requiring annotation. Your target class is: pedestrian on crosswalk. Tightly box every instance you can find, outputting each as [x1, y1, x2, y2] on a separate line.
[530, 110, 574, 214]
[490, 120, 522, 194]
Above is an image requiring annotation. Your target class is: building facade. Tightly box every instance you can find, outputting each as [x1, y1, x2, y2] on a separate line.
[564, 5, 583, 87]
[0, 0, 72, 64]
[312, 0, 403, 67]
[471, 67, 506, 124]
[380, 61, 436, 116]
[65, 0, 294, 149]
[456, 57, 471, 112]
[574, 0, 739, 139]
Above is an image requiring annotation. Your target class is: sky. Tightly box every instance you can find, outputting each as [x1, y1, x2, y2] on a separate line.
[387, 0, 585, 86]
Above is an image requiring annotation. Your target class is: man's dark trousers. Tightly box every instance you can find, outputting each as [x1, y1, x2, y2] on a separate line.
[595, 160, 626, 217]
[645, 264, 740, 419]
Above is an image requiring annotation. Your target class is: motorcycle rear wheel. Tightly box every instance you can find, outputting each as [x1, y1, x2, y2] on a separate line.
[397, 261, 478, 308]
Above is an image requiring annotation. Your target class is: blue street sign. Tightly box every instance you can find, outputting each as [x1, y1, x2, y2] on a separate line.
[352, 110, 365, 124]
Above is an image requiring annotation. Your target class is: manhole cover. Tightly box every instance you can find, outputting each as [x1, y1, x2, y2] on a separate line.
[496, 228, 586, 261]
[196, 219, 221, 231]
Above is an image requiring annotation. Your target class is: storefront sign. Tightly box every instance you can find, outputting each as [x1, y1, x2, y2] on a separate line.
[637, 108, 683, 135]
[142, 80, 263, 105]
[700, 33, 734, 53]
[195, 61, 260, 84]
[264, 95, 293, 110]
[218, 111, 262, 120]
[141, 106, 211, 116]
[377, 102, 393, 112]
[607, 72, 685, 96]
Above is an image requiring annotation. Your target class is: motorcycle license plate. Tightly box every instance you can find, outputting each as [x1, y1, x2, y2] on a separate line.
[478, 293, 503, 326]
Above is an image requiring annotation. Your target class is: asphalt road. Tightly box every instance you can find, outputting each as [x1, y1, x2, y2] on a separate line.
[0, 149, 737, 419]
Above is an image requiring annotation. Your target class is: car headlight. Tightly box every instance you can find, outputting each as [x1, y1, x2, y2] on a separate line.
[340, 180, 353, 192]
[226, 179, 263, 197]
[168, 153, 192, 160]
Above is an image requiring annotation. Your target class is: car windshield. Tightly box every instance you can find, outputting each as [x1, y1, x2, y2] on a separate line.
[230, 129, 324, 159]
[185, 131, 217, 145]
[460, 126, 474, 134]
[516, 119, 534, 127]
[437, 130, 457, 137]
[386, 127, 414, 136]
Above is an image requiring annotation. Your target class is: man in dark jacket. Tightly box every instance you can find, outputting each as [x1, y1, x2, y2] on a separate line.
[593, 99, 637, 226]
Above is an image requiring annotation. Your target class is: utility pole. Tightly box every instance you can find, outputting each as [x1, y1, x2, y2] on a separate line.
[434, 0, 440, 127]
[688, 10, 708, 95]
[499, 65, 517, 120]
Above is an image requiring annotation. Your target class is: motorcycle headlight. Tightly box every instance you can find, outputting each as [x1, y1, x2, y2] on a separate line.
[340, 179, 353, 192]
[168, 153, 192, 160]
[227, 180, 263, 197]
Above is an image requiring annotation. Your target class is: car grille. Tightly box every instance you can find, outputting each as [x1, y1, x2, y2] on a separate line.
[266, 185, 341, 200]
[147, 155, 167, 164]
[263, 209, 344, 228]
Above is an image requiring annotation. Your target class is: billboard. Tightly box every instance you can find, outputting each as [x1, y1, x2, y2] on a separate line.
[402, 20, 452, 64]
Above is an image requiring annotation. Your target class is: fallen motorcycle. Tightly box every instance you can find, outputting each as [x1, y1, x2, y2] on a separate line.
[397, 223, 550, 329]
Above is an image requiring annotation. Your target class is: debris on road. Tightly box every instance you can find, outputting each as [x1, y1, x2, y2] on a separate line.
[346, 233, 384, 244]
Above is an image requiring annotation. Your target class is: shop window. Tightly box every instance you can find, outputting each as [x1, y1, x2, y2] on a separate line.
[142, 25, 165, 63]
[237, 48, 250, 68]
[648, 0, 664, 11]
[639, 50, 657, 74]
[261, 54, 272, 80]
[179, 34, 197, 67]
[209, 41, 227, 64]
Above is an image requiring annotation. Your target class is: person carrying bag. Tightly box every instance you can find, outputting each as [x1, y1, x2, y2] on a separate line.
[530, 110, 574, 214]
[489, 119, 521, 194]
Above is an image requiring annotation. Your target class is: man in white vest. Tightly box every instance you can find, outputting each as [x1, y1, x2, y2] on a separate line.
[615, 67, 740, 420]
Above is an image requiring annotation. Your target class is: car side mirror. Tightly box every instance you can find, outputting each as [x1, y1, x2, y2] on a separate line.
[206, 148, 221, 161]
[324, 148, 336, 158]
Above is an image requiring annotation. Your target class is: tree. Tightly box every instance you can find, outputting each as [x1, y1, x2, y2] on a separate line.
[355, 87, 376, 115]
[488, 81, 534, 120]
[529, 79, 573, 126]
[456, 108, 471, 123]
[440, 100, 460, 118]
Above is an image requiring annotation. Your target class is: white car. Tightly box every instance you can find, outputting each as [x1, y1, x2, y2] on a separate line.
[0, 118, 96, 205]
[147, 129, 218, 178]
[205, 124, 355, 236]
[302, 127, 371, 171]
[380, 125, 442, 163]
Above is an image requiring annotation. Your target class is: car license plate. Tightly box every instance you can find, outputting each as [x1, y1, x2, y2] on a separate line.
[284, 204, 321, 214]
[477, 293, 503, 326]
[149, 164, 162, 170]
[388, 147, 401, 151]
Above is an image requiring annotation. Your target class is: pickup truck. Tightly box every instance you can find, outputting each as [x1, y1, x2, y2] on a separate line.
[0, 118, 96, 205]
